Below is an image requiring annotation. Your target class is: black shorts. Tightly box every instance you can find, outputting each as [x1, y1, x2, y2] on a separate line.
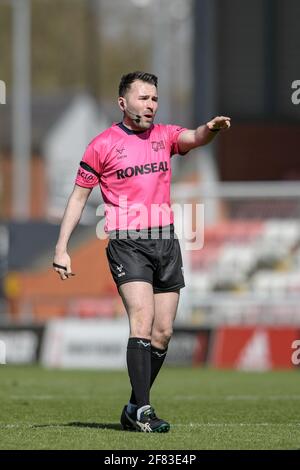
[105, 225, 185, 293]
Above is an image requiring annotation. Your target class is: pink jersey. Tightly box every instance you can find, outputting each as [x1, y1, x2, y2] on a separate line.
[75, 122, 187, 232]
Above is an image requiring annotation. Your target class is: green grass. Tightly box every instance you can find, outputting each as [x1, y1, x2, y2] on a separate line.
[0, 366, 300, 450]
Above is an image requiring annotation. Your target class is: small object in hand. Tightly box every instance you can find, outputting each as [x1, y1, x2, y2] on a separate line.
[52, 262, 75, 276]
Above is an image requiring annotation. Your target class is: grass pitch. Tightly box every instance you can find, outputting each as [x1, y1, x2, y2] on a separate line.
[0, 366, 299, 450]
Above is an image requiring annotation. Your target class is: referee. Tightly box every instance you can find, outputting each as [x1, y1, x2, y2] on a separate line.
[53, 71, 231, 433]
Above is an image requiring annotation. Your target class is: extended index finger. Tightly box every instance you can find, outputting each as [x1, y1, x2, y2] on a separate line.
[219, 116, 231, 121]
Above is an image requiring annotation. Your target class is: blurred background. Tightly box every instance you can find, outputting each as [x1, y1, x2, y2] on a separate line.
[0, 0, 300, 369]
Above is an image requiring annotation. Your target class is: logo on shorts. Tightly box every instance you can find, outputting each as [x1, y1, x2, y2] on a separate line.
[181, 266, 184, 277]
[116, 264, 126, 277]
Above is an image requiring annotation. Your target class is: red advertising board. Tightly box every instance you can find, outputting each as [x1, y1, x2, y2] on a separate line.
[210, 327, 300, 370]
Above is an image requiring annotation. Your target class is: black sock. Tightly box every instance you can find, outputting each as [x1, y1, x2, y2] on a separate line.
[126, 337, 151, 408]
[150, 344, 168, 387]
[129, 344, 168, 406]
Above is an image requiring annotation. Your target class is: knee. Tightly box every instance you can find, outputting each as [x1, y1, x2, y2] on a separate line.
[152, 328, 173, 349]
[131, 323, 152, 339]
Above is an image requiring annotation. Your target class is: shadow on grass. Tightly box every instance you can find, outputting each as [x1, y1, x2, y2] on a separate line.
[34, 422, 124, 431]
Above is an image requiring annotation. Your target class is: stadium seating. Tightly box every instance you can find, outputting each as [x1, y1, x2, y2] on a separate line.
[189, 219, 300, 295]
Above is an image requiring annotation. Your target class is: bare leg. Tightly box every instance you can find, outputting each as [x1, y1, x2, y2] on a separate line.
[152, 291, 180, 349]
[119, 281, 155, 339]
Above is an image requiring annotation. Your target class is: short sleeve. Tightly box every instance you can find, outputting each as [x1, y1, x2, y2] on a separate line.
[167, 125, 188, 156]
[75, 144, 101, 188]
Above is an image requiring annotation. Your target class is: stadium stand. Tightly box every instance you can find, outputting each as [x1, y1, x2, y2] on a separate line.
[189, 219, 300, 295]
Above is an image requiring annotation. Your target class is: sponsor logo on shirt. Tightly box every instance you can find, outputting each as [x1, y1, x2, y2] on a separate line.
[77, 168, 96, 183]
[151, 140, 165, 152]
[116, 161, 169, 179]
[116, 147, 128, 160]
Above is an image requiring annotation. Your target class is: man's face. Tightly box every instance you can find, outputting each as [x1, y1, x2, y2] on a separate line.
[119, 80, 158, 130]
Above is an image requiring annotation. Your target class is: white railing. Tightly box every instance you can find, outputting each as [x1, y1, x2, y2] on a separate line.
[172, 181, 300, 200]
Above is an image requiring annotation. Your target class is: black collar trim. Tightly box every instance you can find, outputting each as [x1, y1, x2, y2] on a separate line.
[117, 122, 146, 135]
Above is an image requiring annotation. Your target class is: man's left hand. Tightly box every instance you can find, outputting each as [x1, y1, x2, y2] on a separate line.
[207, 116, 231, 131]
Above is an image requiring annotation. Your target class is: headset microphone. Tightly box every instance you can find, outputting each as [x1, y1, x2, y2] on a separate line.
[125, 108, 142, 122]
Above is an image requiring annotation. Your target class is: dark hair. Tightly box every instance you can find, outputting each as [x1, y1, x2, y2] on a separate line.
[118, 71, 158, 97]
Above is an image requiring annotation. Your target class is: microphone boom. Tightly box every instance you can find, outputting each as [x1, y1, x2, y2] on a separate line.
[126, 108, 142, 122]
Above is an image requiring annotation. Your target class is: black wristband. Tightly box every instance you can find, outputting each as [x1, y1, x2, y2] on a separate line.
[53, 262, 67, 270]
[209, 127, 220, 132]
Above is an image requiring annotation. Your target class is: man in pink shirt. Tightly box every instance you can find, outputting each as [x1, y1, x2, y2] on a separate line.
[53, 71, 230, 433]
